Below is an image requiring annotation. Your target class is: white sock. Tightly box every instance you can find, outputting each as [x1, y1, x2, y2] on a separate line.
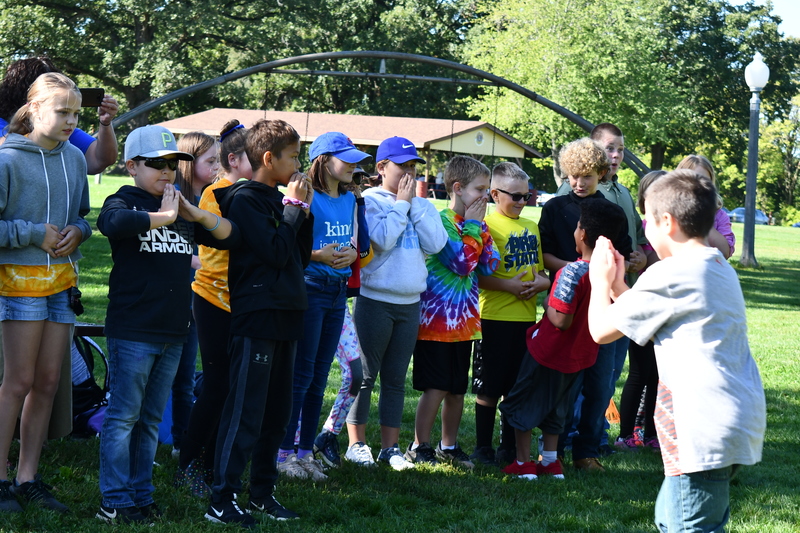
[410, 442, 419, 451]
[541, 450, 557, 466]
[440, 442, 455, 450]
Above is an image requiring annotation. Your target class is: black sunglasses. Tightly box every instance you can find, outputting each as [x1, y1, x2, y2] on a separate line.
[496, 188, 532, 202]
[133, 157, 179, 171]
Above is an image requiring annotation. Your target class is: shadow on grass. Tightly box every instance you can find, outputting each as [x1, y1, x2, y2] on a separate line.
[733, 258, 800, 311]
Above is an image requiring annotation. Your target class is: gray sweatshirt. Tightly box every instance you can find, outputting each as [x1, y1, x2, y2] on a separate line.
[0, 133, 91, 266]
[360, 187, 447, 304]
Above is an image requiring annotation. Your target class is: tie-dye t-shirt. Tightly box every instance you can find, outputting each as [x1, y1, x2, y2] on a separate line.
[418, 208, 499, 342]
[0, 263, 75, 297]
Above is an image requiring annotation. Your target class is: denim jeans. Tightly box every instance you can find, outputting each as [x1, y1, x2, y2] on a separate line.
[655, 466, 735, 533]
[279, 275, 347, 451]
[99, 338, 182, 508]
[559, 339, 616, 460]
[171, 316, 198, 448]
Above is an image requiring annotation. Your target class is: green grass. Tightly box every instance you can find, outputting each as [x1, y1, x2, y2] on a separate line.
[2, 179, 799, 532]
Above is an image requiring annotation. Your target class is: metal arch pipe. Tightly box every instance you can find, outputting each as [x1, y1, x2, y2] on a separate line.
[113, 50, 650, 176]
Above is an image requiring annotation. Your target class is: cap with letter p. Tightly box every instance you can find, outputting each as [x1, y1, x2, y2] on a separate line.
[124, 125, 194, 161]
[376, 136, 425, 165]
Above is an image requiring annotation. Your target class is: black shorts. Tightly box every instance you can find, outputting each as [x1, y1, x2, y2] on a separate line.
[471, 319, 533, 398]
[499, 353, 580, 434]
[412, 339, 472, 394]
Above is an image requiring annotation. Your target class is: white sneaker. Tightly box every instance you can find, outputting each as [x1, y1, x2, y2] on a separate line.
[276, 453, 309, 479]
[344, 442, 376, 467]
[297, 454, 328, 481]
[378, 445, 415, 471]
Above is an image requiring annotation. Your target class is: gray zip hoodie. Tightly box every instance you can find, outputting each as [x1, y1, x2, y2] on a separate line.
[0, 133, 91, 266]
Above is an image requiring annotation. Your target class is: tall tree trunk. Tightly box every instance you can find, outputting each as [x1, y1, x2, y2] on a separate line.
[650, 142, 666, 170]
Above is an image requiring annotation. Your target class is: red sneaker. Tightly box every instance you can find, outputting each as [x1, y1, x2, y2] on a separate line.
[537, 460, 565, 479]
[502, 461, 538, 480]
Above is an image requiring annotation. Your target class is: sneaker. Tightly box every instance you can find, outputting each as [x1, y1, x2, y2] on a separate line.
[0, 480, 22, 513]
[495, 446, 517, 465]
[435, 442, 474, 469]
[313, 431, 341, 468]
[344, 442, 376, 467]
[378, 445, 414, 470]
[643, 437, 661, 451]
[404, 442, 438, 465]
[537, 460, 565, 479]
[248, 494, 299, 521]
[11, 476, 68, 513]
[573, 457, 606, 472]
[276, 453, 310, 479]
[615, 435, 640, 451]
[469, 446, 499, 467]
[297, 454, 328, 481]
[205, 498, 256, 528]
[96, 504, 148, 524]
[138, 502, 163, 520]
[175, 459, 212, 498]
[501, 461, 538, 480]
[599, 443, 617, 457]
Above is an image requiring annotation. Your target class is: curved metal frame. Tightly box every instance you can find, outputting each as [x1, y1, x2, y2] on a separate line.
[113, 50, 649, 176]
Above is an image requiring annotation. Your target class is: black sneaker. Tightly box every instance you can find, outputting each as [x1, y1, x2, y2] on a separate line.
[248, 494, 299, 521]
[496, 446, 517, 466]
[96, 504, 148, 524]
[11, 476, 68, 513]
[0, 480, 22, 513]
[313, 430, 341, 467]
[470, 446, 499, 467]
[205, 498, 256, 528]
[435, 442, 475, 469]
[138, 501, 163, 520]
[404, 442, 438, 465]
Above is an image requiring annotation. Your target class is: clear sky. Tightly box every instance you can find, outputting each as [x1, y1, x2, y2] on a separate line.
[735, 0, 800, 38]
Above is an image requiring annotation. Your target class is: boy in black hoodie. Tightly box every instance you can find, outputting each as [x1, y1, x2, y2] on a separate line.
[206, 119, 313, 528]
[97, 125, 238, 525]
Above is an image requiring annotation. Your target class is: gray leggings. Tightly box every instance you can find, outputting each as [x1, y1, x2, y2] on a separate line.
[347, 296, 420, 428]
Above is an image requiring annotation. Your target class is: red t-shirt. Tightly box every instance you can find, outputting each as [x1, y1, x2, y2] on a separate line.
[526, 259, 598, 373]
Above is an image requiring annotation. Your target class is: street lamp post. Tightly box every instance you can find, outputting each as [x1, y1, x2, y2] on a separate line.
[740, 52, 770, 268]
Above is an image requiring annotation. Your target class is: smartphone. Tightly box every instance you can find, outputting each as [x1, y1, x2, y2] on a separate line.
[79, 88, 105, 108]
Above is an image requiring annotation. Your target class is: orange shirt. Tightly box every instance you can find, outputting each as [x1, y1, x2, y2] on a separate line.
[191, 179, 234, 311]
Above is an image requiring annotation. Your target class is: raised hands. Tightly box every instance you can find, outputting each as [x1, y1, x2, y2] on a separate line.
[465, 195, 488, 222]
[397, 173, 415, 203]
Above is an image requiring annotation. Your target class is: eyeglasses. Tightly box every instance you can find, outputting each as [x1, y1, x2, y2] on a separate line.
[495, 188, 532, 202]
[133, 157, 179, 171]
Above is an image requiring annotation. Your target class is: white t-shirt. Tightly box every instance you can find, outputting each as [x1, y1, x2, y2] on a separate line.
[610, 246, 765, 474]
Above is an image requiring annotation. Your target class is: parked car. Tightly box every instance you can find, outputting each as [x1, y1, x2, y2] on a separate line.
[728, 207, 768, 225]
[792, 222, 800, 228]
[536, 191, 555, 206]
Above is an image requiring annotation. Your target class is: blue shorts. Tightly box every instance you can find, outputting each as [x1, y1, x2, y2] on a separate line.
[0, 290, 75, 324]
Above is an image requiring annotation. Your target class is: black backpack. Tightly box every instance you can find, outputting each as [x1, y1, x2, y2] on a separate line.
[71, 335, 109, 437]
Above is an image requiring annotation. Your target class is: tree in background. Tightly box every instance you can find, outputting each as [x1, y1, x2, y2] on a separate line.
[463, 0, 800, 198]
[0, 0, 475, 127]
[758, 94, 800, 224]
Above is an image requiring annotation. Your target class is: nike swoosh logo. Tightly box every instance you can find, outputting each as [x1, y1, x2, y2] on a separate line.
[104, 509, 117, 519]
[251, 503, 264, 511]
[402, 144, 413, 149]
[213, 507, 224, 517]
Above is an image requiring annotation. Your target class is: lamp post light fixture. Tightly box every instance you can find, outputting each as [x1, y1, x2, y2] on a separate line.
[740, 52, 770, 268]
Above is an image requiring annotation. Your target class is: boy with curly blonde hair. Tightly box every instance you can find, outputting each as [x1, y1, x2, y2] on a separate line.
[538, 137, 633, 471]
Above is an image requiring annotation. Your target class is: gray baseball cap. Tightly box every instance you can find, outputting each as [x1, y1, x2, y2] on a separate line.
[124, 125, 194, 161]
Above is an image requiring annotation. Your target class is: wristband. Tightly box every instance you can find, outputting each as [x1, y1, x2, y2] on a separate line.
[99, 120, 113, 127]
[282, 197, 310, 210]
[203, 214, 221, 232]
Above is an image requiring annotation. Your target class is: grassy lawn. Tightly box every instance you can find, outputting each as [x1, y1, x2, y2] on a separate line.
[2, 176, 799, 532]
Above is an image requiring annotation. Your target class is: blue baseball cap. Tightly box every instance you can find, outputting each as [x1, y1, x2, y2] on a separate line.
[376, 137, 425, 165]
[309, 132, 371, 164]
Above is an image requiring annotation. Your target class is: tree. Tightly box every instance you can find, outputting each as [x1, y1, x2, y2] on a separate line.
[758, 93, 800, 221]
[463, 0, 800, 185]
[0, 0, 476, 127]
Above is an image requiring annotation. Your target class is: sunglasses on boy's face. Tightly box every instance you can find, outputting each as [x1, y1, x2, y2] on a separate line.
[133, 157, 179, 171]
[495, 188, 532, 202]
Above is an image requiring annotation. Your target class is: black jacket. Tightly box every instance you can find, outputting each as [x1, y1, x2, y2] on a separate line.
[98, 185, 240, 343]
[215, 180, 313, 340]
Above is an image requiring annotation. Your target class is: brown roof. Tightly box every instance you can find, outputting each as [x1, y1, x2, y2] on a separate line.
[157, 108, 542, 158]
